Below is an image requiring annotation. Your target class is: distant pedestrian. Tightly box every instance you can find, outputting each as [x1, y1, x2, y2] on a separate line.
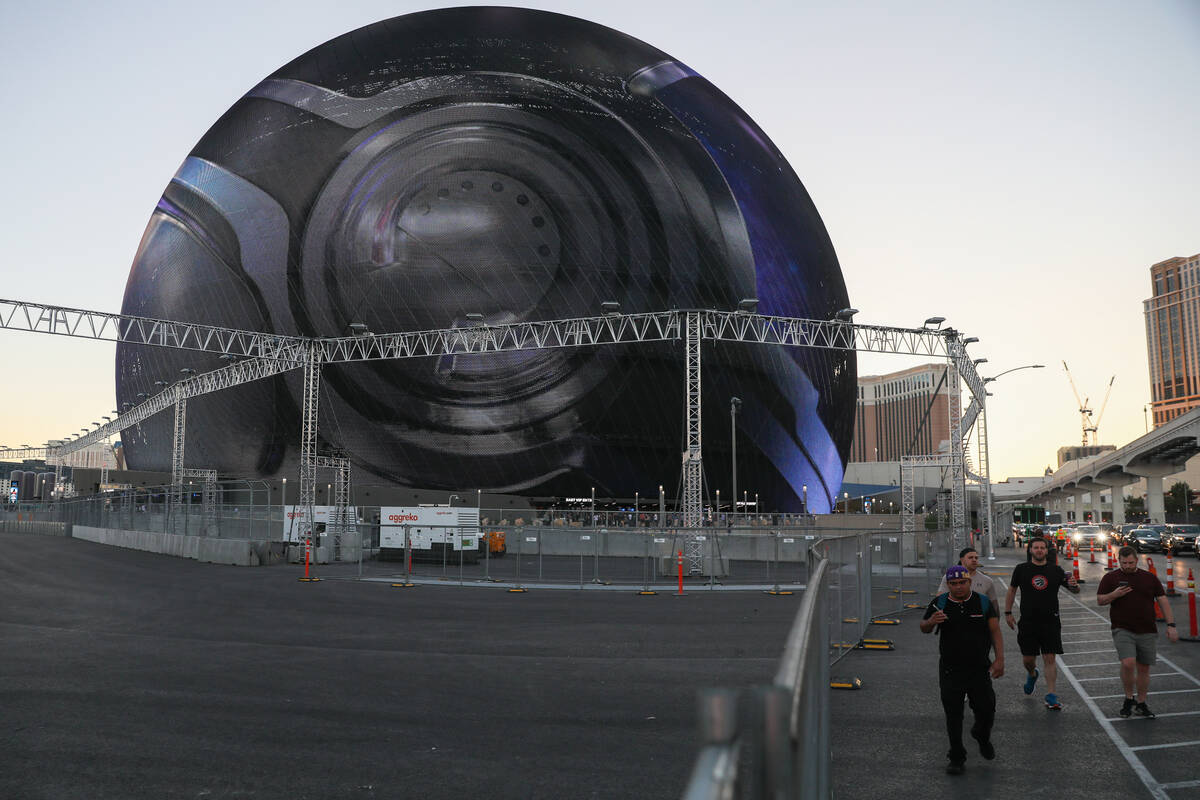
[1004, 536, 1079, 709]
[921, 565, 1004, 775]
[1096, 546, 1179, 718]
[937, 547, 999, 608]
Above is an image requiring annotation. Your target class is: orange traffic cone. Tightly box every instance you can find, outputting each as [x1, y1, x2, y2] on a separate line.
[1185, 569, 1199, 641]
[1073, 552, 1084, 584]
[1089, 539, 1097, 563]
[1167, 557, 1179, 597]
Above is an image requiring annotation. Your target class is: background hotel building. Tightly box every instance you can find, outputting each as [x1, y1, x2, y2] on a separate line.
[851, 363, 950, 462]
[1147, 253, 1200, 427]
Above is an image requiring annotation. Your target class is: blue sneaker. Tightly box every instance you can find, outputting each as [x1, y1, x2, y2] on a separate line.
[1023, 668, 1039, 695]
[1045, 693, 1062, 710]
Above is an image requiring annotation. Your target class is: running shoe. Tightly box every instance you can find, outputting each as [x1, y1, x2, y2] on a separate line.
[1045, 693, 1062, 710]
[1120, 697, 1135, 718]
[1134, 702, 1155, 719]
[1023, 668, 1039, 695]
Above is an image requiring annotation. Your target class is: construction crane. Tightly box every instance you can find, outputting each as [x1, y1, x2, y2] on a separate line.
[1062, 361, 1115, 446]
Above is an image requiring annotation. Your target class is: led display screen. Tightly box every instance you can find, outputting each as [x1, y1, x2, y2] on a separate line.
[116, 7, 855, 511]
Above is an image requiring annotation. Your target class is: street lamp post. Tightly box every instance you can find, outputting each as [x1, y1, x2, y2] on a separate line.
[730, 396, 741, 525]
[659, 484, 665, 528]
[980, 363, 1044, 559]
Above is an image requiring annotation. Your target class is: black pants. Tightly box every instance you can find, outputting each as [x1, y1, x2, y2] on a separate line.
[939, 665, 995, 762]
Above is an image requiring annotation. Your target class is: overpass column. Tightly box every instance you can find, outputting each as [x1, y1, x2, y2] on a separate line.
[1146, 478, 1165, 524]
[1126, 464, 1179, 525]
[1095, 474, 1133, 526]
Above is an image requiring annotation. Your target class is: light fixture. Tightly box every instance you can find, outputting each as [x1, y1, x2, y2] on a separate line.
[973, 358, 988, 365]
[962, 336, 979, 344]
[923, 316, 945, 328]
[737, 298, 759, 314]
[834, 308, 859, 321]
[348, 322, 370, 337]
[180, 368, 196, 377]
[600, 301, 620, 315]
[464, 313, 484, 323]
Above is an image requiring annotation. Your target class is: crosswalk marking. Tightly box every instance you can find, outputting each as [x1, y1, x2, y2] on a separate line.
[1055, 593, 1200, 800]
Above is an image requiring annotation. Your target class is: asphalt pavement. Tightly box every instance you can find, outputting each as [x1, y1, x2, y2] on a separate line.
[5, 533, 1199, 799]
[833, 544, 1200, 799]
[0, 533, 800, 800]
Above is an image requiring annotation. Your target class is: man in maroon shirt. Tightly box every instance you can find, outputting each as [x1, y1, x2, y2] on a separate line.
[1097, 546, 1180, 718]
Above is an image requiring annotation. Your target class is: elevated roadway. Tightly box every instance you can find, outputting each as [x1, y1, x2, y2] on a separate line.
[1020, 407, 1200, 524]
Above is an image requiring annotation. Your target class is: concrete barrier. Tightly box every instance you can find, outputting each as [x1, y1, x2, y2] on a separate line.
[72, 526, 270, 566]
[0, 519, 71, 536]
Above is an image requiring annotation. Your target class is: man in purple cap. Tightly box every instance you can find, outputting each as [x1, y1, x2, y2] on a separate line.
[921, 564, 1004, 775]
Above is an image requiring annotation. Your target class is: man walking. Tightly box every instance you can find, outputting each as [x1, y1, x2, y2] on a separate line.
[1097, 546, 1180, 718]
[921, 565, 1004, 775]
[1004, 536, 1078, 709]
[937, 547, 999, 608]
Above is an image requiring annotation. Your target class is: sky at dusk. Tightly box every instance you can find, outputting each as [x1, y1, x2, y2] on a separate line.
[1, 0, 1198, 484]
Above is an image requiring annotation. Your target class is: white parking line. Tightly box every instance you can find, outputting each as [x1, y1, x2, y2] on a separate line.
[1109, 710, 1200, 722]
[1130, 740, 1200, 752]
[1053, 593, 1200, 800]
[1092, 689, 1200, 699]
[1075, 673, 1177, 682]
[1065, 661, 1120, 668]
[1161, 780, 1200, 790]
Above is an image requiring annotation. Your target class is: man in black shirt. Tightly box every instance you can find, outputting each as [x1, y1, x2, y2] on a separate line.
[1004, 536, 1079, 709]
[922, 565, 1004, 775]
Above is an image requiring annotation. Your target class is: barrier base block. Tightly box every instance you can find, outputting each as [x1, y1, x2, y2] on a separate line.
[858, 638, 895, 651]
[507, 587, 528, 593]
[764, 589, 794, 596]
[390, 582, 415, 588]
[297, 577, 321, 582]
[872, 618, 901, 626]
[637, 590, 658, 596]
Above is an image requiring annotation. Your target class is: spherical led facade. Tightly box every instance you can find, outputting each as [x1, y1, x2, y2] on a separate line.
[117, 7, 855, 512]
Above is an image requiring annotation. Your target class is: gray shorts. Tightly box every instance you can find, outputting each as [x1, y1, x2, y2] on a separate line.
[1113, 629, 1157, 665]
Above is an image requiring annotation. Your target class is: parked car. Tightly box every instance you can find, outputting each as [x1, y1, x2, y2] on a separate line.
[1164, 524, 1200, 555]
[1130, 527, 1164, 553]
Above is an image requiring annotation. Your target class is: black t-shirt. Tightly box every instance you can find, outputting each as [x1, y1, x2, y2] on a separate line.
[1010, 561, 1071, 618]
[923, 591, 997, 671]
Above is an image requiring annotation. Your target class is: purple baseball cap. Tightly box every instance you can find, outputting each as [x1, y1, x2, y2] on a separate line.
[945, 565, 970, 581]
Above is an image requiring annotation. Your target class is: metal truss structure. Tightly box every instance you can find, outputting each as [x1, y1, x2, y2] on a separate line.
[2, 297, 987, 545]
[179, 468, 218, 536]
[311, 455, 352, 561]
[0, 298, 309, 361]
[682, 312, 704, 570]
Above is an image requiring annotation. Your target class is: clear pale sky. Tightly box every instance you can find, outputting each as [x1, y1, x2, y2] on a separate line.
[1, 0, 1198, 482]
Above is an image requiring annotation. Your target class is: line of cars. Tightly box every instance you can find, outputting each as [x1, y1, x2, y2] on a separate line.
[1115, 523, 1199, 554]
[1010, 521, 1200, 555]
